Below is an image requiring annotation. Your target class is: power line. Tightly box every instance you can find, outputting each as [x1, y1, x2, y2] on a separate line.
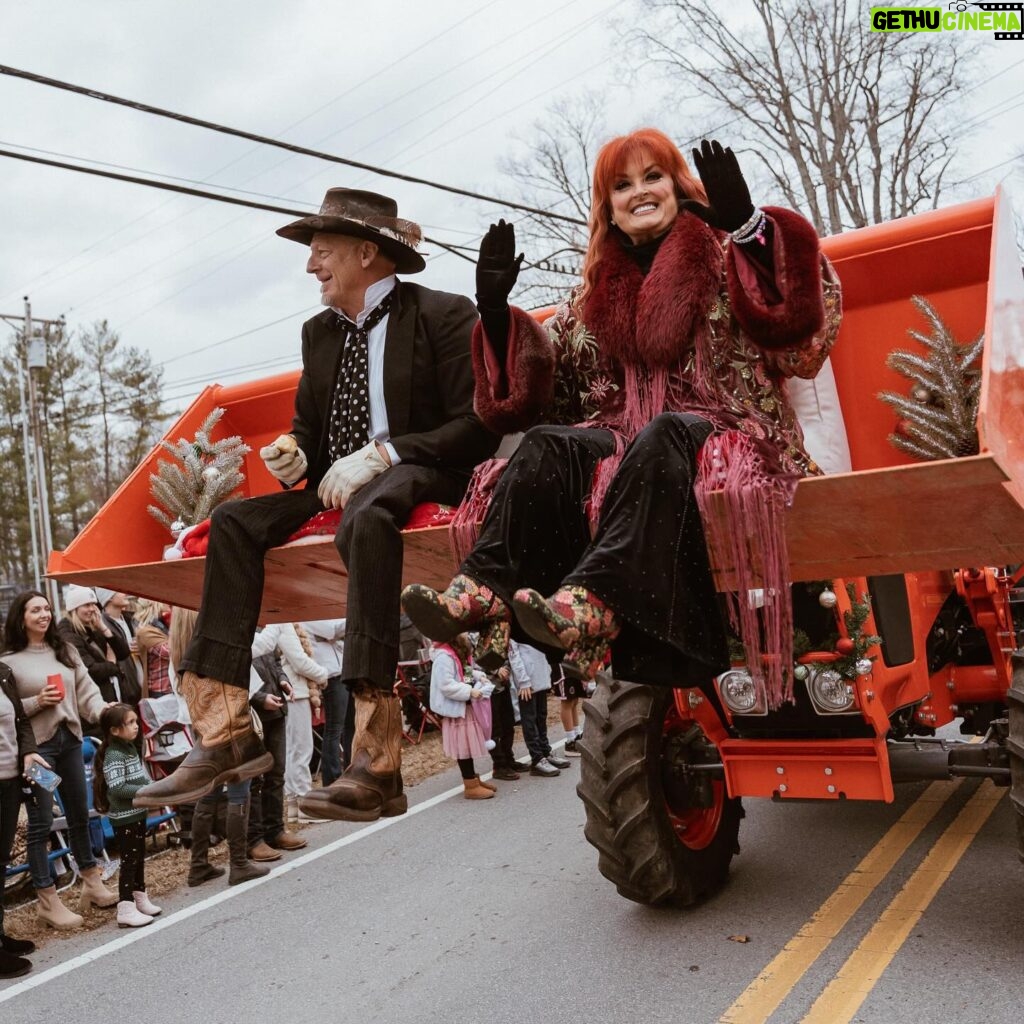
[0, 64, 585, 227]
[0, 0, 552, 307]
[0, 147, 480, 267]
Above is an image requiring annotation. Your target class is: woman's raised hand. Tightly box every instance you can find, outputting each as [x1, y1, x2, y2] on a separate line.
[679, 139, 755, 234]
[476, 219, 524, 310]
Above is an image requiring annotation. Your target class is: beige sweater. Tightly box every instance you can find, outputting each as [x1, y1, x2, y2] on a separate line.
[0, 643, 105, 744]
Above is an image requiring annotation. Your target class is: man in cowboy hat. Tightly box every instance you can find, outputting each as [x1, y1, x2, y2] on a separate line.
[135, 188, 499, 821]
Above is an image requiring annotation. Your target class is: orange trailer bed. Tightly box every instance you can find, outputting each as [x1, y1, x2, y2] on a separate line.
[47, 192, 1024, 621]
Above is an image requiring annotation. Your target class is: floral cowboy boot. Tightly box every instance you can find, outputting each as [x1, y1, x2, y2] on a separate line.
[512, 585, 620, 680]
[401, 574, 511, 670]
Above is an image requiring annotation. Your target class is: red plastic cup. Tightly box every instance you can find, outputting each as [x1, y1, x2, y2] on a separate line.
[46, 673, 65, 700]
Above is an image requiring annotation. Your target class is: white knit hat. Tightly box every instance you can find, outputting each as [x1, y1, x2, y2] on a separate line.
[65, 584, 99, 613]
[93, 587, 117, 608]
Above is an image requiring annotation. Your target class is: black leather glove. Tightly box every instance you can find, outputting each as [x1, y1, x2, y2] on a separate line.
[679, 139, 755, 234]
[476, 219, 523, 311]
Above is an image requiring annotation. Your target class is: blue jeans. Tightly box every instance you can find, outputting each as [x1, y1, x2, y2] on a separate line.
[321, 676, 349, 785]
[26, 724, 97, 889]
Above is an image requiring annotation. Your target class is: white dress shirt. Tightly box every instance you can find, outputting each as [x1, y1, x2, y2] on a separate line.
[333, 274, 400, 465]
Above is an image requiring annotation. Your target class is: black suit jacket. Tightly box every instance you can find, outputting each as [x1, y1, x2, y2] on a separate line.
[291, 281, 500, 488]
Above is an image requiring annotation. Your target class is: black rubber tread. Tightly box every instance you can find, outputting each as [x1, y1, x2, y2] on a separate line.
[576, 678, 742, 907]
[1007, 652, 1024, 864]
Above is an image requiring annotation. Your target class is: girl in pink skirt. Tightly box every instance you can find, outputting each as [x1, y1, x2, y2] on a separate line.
[428, 635, 496, 801]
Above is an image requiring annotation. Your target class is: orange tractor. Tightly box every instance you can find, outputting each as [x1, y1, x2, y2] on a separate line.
[50, 191, 1024, 906]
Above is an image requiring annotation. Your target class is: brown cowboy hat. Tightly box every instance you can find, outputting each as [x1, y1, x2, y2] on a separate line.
[276, 188, 426, 274]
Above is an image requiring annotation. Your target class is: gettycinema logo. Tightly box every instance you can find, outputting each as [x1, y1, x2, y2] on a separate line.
[870, 3, 1023, 38]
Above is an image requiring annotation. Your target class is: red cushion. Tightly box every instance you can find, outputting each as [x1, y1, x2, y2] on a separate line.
[175, 502, 457, 558]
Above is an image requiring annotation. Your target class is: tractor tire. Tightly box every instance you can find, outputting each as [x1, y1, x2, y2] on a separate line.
[577, 678, 742, 907]
[1007, 652, 1024, 864]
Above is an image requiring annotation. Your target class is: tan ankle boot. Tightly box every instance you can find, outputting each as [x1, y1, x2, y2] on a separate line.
[475, 775, 497, 792]
[78, 866, 117, 910]
[299, 686, 407, 822]
[462, 777, 495, 800]
[133, 673, 273, 808]
[36, 886, 84, 930]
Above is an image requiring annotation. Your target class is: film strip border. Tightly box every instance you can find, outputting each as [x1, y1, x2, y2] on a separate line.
[976, 1, 1024, 39]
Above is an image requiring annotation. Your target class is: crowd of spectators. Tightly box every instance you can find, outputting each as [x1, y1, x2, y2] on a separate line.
[0, 585, 583, 978]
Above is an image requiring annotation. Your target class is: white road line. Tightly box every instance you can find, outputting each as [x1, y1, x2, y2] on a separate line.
[0, 776, 472, 1004]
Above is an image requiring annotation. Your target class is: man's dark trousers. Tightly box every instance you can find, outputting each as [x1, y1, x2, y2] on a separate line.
[179, 464, 468, 692]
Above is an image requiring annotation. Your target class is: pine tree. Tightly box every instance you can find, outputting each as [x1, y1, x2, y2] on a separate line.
[878, 295, 983, 461]
[147, 408, 249, 532]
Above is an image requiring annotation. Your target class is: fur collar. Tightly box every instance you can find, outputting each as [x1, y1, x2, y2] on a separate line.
[581, 213, 725, 369]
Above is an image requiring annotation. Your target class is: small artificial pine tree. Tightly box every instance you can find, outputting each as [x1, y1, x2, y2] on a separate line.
[147, 407, 250, 533]
[878, 295, 983, 460]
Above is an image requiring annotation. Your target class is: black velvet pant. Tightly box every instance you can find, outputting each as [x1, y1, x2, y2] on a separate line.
[462, 415, 730, 687]
[180, 464, 468, 691]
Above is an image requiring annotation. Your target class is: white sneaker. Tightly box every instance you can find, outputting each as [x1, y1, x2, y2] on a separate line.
[133, 891, 162, 916]
[285, 797, 299, 824]
[297, 810, 330, 823]
[117, 900, 153, 928]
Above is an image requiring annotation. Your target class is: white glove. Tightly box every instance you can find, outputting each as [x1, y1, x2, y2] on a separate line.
[260, 434, 307, 486]
[317, 441, 390, 509]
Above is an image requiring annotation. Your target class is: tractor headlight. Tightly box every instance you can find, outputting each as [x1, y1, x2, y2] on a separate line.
[716, 669, 767, 716]
[807, 667, 856, 714]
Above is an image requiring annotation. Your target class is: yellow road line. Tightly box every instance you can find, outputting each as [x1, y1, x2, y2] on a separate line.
[801, 780, 1004, 1024]
[719, 780, 961, 1024]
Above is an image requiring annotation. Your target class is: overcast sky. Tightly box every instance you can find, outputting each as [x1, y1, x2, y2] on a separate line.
[1, 0, 1022, 423]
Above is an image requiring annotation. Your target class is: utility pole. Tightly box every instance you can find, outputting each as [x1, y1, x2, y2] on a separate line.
[0, 299, 65, 612]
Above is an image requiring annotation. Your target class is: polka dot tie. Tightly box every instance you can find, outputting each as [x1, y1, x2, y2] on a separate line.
[327, 293, 394, 462]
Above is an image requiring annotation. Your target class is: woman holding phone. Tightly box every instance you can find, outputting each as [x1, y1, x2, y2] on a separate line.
[1, 590, 117, 930]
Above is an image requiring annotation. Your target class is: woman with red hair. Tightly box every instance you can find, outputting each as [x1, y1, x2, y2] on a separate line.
[403, 131, 841, 708]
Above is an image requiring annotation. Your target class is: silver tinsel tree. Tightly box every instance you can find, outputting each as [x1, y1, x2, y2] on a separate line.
[878, 295, 983, 461]
[147, 407, 250, 533]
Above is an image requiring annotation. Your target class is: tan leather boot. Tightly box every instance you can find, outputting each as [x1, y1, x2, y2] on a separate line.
[78, 866, 118, 910]
[133, 673, 273, 808]
[463, 777, 495, 800]
[299, 686, 407, 822]
[36, 886, 84, 930]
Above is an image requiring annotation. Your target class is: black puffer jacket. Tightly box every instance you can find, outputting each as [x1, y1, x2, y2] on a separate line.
[57, 619, 130, 704]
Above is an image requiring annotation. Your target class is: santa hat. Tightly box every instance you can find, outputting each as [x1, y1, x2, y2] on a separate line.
[65, 584, 99, 613]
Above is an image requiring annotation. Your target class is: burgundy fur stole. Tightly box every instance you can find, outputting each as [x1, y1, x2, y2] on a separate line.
[582, 213, 724, 370]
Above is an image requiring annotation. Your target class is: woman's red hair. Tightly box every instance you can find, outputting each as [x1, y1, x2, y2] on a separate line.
[581, 128, 707, 305]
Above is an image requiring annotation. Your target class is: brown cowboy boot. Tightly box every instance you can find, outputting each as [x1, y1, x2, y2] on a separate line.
[298, 685, 407, 822]
[133, 673, 273, 808]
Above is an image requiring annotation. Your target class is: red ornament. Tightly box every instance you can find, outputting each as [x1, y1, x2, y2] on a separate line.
[836, 638, 855, 655]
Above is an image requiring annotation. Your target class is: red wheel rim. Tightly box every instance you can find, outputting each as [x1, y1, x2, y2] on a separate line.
[663, 709, 725, 851]
[665, 780, 725, 850]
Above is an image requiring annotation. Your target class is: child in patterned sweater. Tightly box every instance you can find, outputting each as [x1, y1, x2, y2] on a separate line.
[93, 704, 162, 928]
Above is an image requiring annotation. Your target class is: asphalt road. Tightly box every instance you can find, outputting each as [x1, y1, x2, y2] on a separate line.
[1, 746, 1020, 1024]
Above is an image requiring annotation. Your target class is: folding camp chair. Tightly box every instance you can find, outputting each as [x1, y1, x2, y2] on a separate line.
[394, 657, 441, 744]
